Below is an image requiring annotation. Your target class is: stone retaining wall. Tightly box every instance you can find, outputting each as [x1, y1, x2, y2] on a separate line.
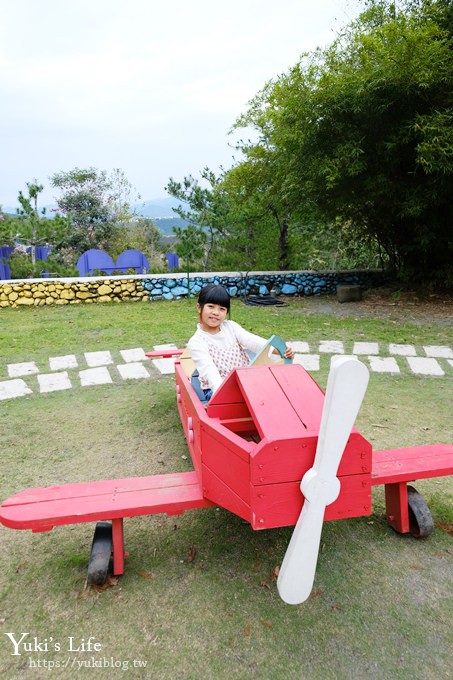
[0, 269, 384, 308]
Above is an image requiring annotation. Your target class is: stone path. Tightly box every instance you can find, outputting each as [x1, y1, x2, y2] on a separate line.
[1, 340, 452, 401]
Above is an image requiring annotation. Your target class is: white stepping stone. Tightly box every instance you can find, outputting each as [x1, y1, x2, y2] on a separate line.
[152, 358, 177, 375]
[0, 379, 33, 400]
[120, 348, 149, 363]
[368, 356, 400, 374]
[353, 342, 379, 355]
[293, 354, 319, 371]
[8, 361, 39, 378]
[79, 367, 113, 386]
[49, 354, 78, 371]
[423, 345, 453, 359]
[290, 341, 310, 353]
[389, 343, 417, 356]
[153, 343, 179, 351]
[406, 357, 444, 376]
[117, 363, 150, 380]
[319, 340, 344, 354]
[38, 372, 72, 393]
[84, 351, 113, 367]
[448, 360, 453, 369]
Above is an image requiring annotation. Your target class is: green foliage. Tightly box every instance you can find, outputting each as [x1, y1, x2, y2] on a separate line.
[236, 2, 453, 280]
[173, 224, 207, 290]
[108, 218, 167, 273]
[6, 252, 77, 279]
[166, 0, 448, 285]
[49, 167, 140, 266]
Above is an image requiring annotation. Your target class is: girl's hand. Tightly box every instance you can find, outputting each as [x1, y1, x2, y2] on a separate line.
[283, 346, 294, 360]
[272, 345, 294, 360]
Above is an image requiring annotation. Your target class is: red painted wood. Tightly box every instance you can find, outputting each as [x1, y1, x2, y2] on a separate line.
[201, 465, 252, 523]
[207, 401, 253, 422]
[0, 472, 213, 531]
[200, 418, 253, 463]
[175, 364, 208, 482]
[250, 474, 372, 530]
[384, 483, 410, 533]
[235, 366, 307, 441]
[250, 432, 372, 485]
[200, 428, 251, 503]
[145, 349, 184, 358]
[372, 444, 453, 485]
[269, 364, 326, 432]
[207, 370, 245, 408]
[112, 518, 125, 575]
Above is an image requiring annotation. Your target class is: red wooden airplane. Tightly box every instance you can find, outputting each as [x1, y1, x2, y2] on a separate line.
[0, 337, 451, 604]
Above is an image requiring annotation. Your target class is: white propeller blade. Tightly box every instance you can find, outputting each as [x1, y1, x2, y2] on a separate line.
[277, 356, 369, 605]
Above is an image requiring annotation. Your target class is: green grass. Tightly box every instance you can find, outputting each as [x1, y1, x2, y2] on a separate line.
[0, 297, 452, 679]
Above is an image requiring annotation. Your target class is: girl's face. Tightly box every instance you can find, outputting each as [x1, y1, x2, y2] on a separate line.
[197, 302, 228, 333]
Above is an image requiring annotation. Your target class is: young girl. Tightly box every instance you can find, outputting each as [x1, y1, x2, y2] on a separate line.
[188, 283, 294, 401]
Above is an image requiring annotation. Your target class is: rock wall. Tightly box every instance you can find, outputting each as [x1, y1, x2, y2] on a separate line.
[0, 278, 147, 308]
[0, 269, 384, 308]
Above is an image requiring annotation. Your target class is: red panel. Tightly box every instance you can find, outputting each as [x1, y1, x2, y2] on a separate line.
[384, 483, 410, 533]
[250, 474, 372, 530]
[201, 465, 251, 523]
[0, 471, 213, 531]
[200, 428, 251, 503]
[207, 370, 244, 408]
[200, 418, 253, 463]
[250, 432, 372, 485]
[235, 367, 308, 441]
[269, 364, 325, 432]
[372, 444, 453, 485]
[206, 402, 252, 421]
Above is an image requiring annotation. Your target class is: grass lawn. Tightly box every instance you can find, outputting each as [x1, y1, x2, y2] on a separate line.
[0, 295, 452, 680]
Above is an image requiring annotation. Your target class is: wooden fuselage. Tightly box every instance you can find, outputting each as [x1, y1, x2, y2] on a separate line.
[175, 361, 373, 530]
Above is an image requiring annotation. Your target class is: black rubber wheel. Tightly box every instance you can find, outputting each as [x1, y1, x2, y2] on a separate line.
[87, 522, 113, 584]
[407, 486, 434, 538]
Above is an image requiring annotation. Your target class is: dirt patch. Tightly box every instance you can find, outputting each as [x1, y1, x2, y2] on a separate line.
[299, 288, 453, 327]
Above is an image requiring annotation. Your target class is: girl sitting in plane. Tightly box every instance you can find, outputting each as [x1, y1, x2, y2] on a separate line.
[188, 284, 294, 402]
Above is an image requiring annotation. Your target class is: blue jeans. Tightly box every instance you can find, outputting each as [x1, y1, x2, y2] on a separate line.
[190, 370, 212, 404]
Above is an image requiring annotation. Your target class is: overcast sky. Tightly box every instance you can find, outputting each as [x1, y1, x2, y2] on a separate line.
[1, 0, 361, 208]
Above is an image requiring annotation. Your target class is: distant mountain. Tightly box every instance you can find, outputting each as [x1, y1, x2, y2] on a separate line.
[135, 196, 183, 218]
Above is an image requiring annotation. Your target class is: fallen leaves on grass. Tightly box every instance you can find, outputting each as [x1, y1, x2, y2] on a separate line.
[260, 620, 273, 628]
[136, 570, 155, 580]
[437, 522, 453, 536]
[91, 575, 119, 591]
[309, 588, 322, 600]
[187, 545, 197, 562]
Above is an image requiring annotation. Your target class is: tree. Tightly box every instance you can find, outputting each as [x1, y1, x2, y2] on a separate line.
[17, 182, 44, 264]
[173, 224, 207, 293]
[231, 0, 453, 285]
[166, 168, 229, 270]
[50, 167, 139, 263]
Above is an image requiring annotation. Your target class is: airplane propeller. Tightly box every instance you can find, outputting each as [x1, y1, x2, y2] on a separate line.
[277, 356, 370, 605]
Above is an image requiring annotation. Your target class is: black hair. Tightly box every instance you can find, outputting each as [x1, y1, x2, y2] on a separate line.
[197, 284, 231, 312]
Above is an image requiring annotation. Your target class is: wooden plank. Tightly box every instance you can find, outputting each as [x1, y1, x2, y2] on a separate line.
[250, 431, 372, 485]
[201, 465, 252, 523]
[250, 474, 372, 530]
[206, 402, 252, 421]
[372, 444, 453, 485]
[200, 418, 254, 463]
[200, 426, 251, 503]
[269, 364, 325, 432]
[235, 366, 307, 441]
[207, 370, 244, 408]
[0, 472, 214, 531]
